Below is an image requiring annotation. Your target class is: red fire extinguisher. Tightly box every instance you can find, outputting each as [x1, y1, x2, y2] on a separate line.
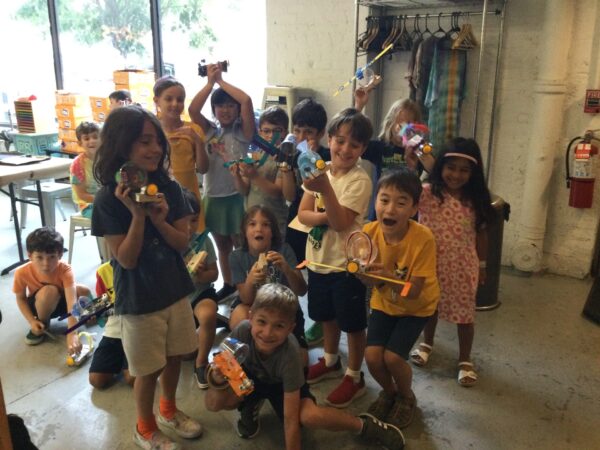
[566, 133, 598, 208]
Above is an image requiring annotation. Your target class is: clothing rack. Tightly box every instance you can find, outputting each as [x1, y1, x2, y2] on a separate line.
[352, 0, 507, 181]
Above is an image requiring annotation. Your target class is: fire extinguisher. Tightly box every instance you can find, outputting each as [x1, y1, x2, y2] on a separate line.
[565, 132, 599, 208]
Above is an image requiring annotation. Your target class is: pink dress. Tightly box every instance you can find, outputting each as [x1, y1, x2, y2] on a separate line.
[419, 184, 478, 324]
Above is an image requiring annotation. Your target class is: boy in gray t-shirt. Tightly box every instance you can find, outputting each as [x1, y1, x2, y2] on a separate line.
[204, 284, 405, 450]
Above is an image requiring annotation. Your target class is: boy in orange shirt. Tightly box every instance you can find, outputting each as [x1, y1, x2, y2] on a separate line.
[12, 227, 91, 354]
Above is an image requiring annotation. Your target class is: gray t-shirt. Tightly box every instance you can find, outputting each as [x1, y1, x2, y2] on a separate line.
[230, 320, 304, 391]
[204, 119, 250, 197]
[246, 158, 289, 236]
[229, 243, 298, 287]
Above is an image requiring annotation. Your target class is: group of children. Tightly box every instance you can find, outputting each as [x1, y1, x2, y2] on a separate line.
[11, 62, 495, 450]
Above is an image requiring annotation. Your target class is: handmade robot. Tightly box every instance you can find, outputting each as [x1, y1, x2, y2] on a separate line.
[198, 59, 228, 77]
[400, 123, 433, 158]
[58, 294, 113, 334]
[66, 332, 94, 367]
[298, 231, 412, 297]
[115, 162, 160, 203]
[207, 337, 254, 397]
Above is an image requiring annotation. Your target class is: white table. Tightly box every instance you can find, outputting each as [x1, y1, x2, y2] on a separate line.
[0, 157, 72, 274]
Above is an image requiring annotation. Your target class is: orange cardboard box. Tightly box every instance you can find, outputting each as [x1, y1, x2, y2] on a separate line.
[58, 128, 78, 142]
[113, 70, 155, 86]
[92, 111, 108, 122]
[55, 91, 88, 107]
[89, 96, 110, 112]
[55, 104, 91, 123]
[58, 117, 89, 130]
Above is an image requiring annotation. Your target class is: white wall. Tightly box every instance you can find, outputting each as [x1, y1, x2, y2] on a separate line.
[266, 0, 600, 279]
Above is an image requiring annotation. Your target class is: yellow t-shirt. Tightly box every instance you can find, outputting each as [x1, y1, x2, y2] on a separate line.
[305, 164, 372, 272]
[363, 220, 440, 317]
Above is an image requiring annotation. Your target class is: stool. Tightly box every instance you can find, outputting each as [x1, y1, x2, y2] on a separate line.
[68, 214, 110, 264]
[19, 181, 73, 228]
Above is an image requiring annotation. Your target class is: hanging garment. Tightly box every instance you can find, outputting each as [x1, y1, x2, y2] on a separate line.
[411, 35, 438, 121]
[425, 37, 467, 149]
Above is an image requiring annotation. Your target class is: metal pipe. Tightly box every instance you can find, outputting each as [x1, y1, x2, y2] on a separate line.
[351, 0, 361, 105]
[47, 0, 63, 90]
[472, 0, 489, 139]
[150, 0, 164, 78]
[485, 0, 507, 183]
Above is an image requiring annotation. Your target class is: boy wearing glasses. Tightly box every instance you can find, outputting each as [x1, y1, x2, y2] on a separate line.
[231, 106, 291, 238]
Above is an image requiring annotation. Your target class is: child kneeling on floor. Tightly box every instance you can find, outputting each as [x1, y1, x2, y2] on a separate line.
[360, 169, 440, 429]
[13, 227, 91, 354]
[204, 283, 405, 450]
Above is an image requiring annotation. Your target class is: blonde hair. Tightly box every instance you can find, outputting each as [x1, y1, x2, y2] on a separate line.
[252, 284, 299, 322]
[378, 99, 422, 143]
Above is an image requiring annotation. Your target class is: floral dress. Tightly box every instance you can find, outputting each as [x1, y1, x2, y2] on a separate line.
[418, 184, 478, 323]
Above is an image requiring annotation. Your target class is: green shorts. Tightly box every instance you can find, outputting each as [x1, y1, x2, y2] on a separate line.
[203, 194, 244, 236]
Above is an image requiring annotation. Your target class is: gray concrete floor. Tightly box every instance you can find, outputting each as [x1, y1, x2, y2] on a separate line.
[1, 193, 599, 449]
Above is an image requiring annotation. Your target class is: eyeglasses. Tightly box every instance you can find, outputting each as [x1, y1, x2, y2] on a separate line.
[259, 127, 285, 136]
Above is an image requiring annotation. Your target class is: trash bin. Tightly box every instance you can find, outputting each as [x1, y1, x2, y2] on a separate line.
[476, 195, 510, 311]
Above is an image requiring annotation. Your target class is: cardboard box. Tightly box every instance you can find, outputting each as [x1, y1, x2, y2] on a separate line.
[92, 111, 108, 122]
[113, 70, 155, 86]
[58, 117, 89, 130]
[55, 104, 91, 122]
[58, 128, 78, 142]
[55, 91, 88, 107]
[89, 96, 110, 112]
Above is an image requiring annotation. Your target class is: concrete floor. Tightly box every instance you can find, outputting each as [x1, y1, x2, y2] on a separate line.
[1, 194, 599, 450]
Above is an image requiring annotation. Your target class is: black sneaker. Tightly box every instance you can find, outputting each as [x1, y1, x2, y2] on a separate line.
[194, 365, 209, 390]
[216, 283, 236, 300]
[385, 392, 416, 429]
[236, 396, 264, 439]
[359, 412, 405, 450]
[25, 330, 45, 346]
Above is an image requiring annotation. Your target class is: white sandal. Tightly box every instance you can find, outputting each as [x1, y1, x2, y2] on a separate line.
[458, 361, 478, 387]
[409, 343, 433, 367]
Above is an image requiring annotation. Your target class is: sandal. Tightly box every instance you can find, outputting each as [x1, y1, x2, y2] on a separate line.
[409, 343, 433, 367]
[458, 361, 478, 387]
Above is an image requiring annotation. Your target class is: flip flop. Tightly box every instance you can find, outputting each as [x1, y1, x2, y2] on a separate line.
[458, 361, 478, 387]
[409, 343, 433, 367]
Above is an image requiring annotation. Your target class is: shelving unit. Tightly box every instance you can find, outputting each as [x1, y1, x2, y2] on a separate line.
[353, 0, 506, 179]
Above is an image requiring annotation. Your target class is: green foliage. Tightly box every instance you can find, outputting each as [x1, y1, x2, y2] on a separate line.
[15, 0, 216, 59]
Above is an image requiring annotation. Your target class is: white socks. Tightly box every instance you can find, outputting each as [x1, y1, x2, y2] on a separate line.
[324, 352, 338, 367]
[345, 367, 361, 383]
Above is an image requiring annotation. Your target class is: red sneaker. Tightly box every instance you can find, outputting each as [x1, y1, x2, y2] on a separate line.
[325, 373, 366, 408]
[307, 356, 342, 384]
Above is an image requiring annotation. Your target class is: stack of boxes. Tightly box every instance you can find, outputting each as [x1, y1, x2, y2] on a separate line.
[89, 96, 111, 123]
[113, 70, 155, 112]
[55, 91, 92, 154]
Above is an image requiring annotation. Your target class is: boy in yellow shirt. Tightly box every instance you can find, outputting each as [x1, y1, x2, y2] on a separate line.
[359, 169, 440, 429]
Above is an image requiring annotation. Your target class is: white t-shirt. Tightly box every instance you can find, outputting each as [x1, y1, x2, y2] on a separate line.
[304, 164, 372, 273]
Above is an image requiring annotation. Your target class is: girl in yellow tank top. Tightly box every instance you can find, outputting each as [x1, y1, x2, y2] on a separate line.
[154, 76, 208, 232]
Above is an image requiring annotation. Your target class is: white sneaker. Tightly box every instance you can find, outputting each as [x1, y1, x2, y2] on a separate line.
[157, 410, 203, 439]
[133, 427, 181, 450]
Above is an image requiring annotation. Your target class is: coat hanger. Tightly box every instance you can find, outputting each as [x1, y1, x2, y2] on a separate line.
[356, 16, 373, 51]
[382, 15, 400, 49]
[447, 12, 461, 39]
[395, 15, 413, 51]
[409, 14, 422, 42]
[452, 13, 477, 50]
[421, 14, 433, 38]
[364, 16, 381, 51]
[433, 12, 446, 37]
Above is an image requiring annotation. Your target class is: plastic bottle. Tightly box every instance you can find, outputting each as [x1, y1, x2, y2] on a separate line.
[70, 296, 92, 320]
[220, 337, 249, 364]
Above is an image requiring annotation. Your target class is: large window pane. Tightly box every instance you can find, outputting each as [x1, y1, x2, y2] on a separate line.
[0, 1, 56, 127]
[56, 0, 153, 99]
[161, 0, 266, 115]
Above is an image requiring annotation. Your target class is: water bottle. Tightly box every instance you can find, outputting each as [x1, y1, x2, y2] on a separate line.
[297, 141, 327, 180]
[220, 337, 249, 364]
[71, 296, 92, 320]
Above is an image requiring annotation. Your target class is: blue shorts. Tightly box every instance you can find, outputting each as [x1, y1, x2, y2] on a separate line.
[89, 336, 128, 374]
[307, 270, 367, 333]
[366, 309, 431, 360]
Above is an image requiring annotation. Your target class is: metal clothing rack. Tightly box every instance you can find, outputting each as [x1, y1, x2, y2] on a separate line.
[352, 0, 507, 180]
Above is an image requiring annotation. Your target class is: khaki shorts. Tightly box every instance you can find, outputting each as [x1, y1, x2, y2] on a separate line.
[121, 298, 197, 377]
